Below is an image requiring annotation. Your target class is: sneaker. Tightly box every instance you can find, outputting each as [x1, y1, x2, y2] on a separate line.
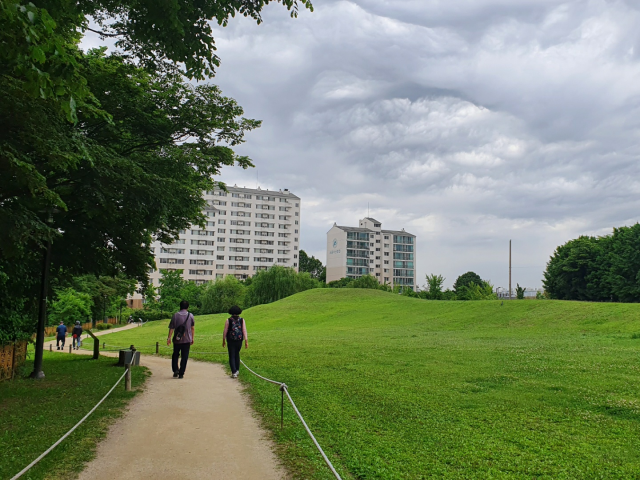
[57, 347, 60, 350]
[232, 372, 238, 378]
[178, 374, 184, 379]
[173, 372, 178, 378]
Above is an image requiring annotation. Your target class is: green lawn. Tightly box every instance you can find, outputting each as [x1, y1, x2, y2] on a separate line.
[99, 290, 640, 479]
[1, 351, 148, 480]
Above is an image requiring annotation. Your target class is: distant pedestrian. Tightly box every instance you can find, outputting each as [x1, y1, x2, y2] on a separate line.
[167, 300, 195, 379]
[72, 321, 83, 350]
[223, 306, 248, 378]
[56, 321, 67, 350]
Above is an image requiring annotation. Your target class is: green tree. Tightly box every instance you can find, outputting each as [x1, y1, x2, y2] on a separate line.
[299, 250, 325, 280]
[202, 276, 246, 314]
[453, 272, 484, 293]
[516, 284, 526, 300]
[425, 274, 445, 300]
[245, 266, 319, 307]
[179, 281, 206, 315]
[1, 0, 312, 341]
[158, 270, 186, 314]
[48, 288, 92, 326]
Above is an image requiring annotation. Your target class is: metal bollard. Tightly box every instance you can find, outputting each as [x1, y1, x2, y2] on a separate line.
[69, 345, 72, 354]
[156, 342, 159, 354]
[49, 344, 52, 352]
[125, 364, 131, 391]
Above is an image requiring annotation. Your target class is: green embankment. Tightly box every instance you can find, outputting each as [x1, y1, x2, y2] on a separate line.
[101, 290, 640, 479]
[1, 352, 148, 480]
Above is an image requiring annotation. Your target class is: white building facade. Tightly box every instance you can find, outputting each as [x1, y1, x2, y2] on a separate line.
[149, 186, 301, 285]
[326, 218, 416, 290]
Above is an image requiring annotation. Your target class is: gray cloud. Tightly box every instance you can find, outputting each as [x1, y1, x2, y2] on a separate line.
[85, 1, 640, 289]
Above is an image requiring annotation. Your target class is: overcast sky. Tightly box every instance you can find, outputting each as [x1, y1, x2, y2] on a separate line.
[87, 0, 640, 290]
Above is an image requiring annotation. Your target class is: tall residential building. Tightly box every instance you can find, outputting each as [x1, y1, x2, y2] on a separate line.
[326, 218, 416, 289]
[149, 186, 301, 285]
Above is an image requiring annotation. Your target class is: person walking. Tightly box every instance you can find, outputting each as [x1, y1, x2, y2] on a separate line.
[222, 305, 248, 378]
[72, 321, 83, 350]
[167, 300, 195, 379]
[55, 321, 67, 350]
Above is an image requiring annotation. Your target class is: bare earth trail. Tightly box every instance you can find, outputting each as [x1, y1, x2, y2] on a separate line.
[44, 326, 285, 480]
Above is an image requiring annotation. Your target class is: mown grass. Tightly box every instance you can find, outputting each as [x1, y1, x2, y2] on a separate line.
[0, 351, 148, 480]
[100, 290, 640, 479]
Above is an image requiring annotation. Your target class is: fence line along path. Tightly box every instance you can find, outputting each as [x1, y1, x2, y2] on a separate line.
[67, 352, 284, 479]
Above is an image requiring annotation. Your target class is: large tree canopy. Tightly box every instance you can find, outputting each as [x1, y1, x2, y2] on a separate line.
[543, 224, 640, 302]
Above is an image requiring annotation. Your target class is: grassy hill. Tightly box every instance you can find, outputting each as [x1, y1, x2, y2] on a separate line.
[102, 289, 640, 479]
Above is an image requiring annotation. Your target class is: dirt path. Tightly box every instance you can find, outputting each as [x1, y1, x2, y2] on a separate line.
[45, 330, 285, 479]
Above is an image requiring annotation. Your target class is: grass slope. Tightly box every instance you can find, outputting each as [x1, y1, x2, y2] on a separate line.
[1, 352, 148, 480]
[101, 290, 640, 479]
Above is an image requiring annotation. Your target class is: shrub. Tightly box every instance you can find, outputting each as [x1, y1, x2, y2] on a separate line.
[346, 275, 382, 290]
[245, 266, 320, 307]
[201, 276, 246, 314]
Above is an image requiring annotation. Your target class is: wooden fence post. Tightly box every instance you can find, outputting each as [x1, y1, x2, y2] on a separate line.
[125, 364, 131, 391]
[156, 342, 159, 354]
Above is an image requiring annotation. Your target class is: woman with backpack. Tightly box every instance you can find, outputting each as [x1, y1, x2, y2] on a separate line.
[222, 305, 248, 378]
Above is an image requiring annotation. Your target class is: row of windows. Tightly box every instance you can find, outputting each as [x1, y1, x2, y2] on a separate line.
[210, 191, 298, 205]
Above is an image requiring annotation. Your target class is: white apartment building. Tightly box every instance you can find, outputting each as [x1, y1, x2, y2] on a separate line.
[326, 218, 416, 289]
[149, 186, 301, 285]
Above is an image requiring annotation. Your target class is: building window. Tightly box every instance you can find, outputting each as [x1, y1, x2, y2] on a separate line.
[384, 260, 389, 264]
[217, 255, 224, 260]
[384, 236, 389, 240]
[216, 265, 224, 270]
[216, 273, 224, 279]
[384, 244, 389, 248]
[295, 212, 299, 216]
[217, 237, 225, 242]
[218, 219, 226, 224]
[384, 252, 389, 256]
[295, 220, 299, 225]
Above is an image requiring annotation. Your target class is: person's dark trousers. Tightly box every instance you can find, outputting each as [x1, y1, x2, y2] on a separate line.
[56, 336, 65, 348]
[227, 339, 243, 373]
[172, 343, 191, 376]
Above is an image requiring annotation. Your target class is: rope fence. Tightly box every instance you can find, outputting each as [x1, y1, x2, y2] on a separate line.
[53, 336, 342, 478]
[239, 359, 343, 480]
[10, 368, 130, 480]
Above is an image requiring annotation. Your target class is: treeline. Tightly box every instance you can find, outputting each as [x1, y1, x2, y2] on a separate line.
[141, 266, 323, 317]
[543, 224, 640, 302]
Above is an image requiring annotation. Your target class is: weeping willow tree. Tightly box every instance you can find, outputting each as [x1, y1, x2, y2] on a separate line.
[245, 266, 320, 307]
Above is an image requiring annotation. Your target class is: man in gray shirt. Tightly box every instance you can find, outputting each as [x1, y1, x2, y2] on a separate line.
[167, 300, 195, 379]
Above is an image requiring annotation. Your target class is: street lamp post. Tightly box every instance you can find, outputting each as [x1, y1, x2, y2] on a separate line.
[31, 213, 54, 379]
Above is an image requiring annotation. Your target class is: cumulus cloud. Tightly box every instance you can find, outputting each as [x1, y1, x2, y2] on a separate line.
[86, 1, 640, 289]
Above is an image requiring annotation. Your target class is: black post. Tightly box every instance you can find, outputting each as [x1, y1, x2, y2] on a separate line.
[156, 342, 159, 354]
[279, 384, 286, 429]
[93, 337, 99, 359]
[30, 237, 52, 379]
[103, 295, 107, 323]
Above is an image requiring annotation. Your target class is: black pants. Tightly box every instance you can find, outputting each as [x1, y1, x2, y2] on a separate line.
[172, 343, 191, 375]
[227, 340, 243, 373]
[56, 336, 65, 348]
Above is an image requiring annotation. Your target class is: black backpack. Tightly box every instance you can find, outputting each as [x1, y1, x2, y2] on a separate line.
[227, 316, 244, 341]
